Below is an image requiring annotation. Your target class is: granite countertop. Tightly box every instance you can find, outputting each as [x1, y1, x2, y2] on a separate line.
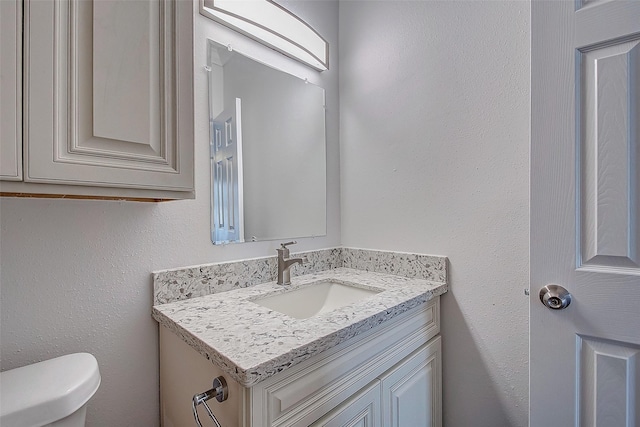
[152, 267, 447, 387]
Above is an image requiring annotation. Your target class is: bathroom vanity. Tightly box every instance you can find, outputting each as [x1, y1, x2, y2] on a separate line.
[153, 258, 447, 427]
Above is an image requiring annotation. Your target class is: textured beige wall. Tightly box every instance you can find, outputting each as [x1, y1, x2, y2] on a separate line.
[339, 2, 530, 426]
[0, 2, 340, 425]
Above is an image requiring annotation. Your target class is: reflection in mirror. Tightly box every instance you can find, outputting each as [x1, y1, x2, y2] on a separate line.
[207, 40, 327, 244]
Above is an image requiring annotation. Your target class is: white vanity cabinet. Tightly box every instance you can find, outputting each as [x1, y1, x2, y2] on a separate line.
[159, 297, 442, 427]
[0, 0, 194, 200]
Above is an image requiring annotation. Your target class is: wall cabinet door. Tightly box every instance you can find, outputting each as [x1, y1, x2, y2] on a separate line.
[23, 0, 193, 193]
[380, 336, 442, 427]
[0, 0, 22, 181]
[311, 381, 382, 427]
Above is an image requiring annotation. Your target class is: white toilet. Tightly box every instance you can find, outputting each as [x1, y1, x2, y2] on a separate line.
[0, 353, 101, 427]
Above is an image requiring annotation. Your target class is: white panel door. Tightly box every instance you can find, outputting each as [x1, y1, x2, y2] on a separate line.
[531, 1, 640, 425]
[23, 0, 193, 191]
[0, 0, 22, 181]
[380, 336, 441, 427]
[212, 98, 244, 243]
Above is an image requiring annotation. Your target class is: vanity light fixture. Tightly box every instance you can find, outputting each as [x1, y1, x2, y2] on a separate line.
[200, 0, 329, 71]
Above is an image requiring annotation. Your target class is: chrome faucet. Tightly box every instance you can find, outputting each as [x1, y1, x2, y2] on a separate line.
[276, 241, 305, 285]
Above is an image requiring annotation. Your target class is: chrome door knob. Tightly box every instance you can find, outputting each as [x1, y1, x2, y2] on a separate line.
[539, 284, 572, 310]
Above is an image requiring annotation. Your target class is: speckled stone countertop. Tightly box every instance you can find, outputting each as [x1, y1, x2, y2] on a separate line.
[153, 267, 447, 387]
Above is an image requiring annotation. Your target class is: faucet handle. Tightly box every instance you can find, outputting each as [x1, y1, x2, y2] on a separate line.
[280, 241, 297, 249]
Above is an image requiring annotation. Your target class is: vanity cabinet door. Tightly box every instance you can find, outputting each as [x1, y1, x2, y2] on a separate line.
[0, 0, 22, 181]
[310, 381, 382, 427]
[22, 0, 194, 195]
[250, 299, 440, 427]
[380, 336, 442, 427]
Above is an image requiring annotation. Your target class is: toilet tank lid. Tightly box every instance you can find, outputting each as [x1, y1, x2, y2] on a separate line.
[0, 353, 101, 427]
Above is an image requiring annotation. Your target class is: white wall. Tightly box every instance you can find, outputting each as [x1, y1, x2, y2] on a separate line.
[0, 1, 339, 425]
[339, 2, 530, 426]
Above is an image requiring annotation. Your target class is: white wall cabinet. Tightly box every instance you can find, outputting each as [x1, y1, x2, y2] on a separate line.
[0, 0, 22, 181]
[0, 0, 194, 200]
[159, 297, 442, 427]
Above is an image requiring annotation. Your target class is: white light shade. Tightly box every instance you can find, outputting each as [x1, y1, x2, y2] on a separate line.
[200, 0, 329, 71]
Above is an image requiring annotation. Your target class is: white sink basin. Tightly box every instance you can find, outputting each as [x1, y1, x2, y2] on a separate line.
[253, 281, 382, 319]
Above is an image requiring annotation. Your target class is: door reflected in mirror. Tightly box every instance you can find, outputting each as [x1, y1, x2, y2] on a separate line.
[207, 40, 327, 244]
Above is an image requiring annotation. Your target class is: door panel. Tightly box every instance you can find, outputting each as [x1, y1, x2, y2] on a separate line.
[579, 38, 640, 273]
[578, 337, 640, 427]
[531, 0, 640, 425]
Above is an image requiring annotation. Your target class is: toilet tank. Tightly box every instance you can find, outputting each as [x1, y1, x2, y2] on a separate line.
[0, 353, 101, 427]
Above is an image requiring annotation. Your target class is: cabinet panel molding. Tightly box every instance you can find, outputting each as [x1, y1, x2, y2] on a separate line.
[310, 381, 382, 427]
[381, 336, 442, 427]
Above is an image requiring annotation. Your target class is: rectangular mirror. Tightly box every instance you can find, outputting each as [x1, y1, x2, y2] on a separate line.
[207, 40, 327, 244]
